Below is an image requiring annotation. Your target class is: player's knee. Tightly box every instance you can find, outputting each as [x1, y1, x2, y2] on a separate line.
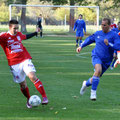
[20, 81, 27, 89]
[94, 69, 102, 76]
[28, 72, 37, 82]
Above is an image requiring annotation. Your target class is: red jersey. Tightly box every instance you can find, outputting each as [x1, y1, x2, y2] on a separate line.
[110, 23, 117, 29]
[0, 32, 32, 66]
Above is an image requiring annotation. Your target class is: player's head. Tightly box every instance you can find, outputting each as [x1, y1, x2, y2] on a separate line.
[117, 21, 120, 29]
[79, 14, 83, 19]
[101, 18, 111, 33]
[39, 14, 42, 17]
[9, 19, 19, 35]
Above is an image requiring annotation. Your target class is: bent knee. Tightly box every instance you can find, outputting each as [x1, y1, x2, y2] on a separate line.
[28, 72, 37, 82]
[94, 69, 102, 76]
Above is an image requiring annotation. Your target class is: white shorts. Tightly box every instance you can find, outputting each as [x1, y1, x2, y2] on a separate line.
[10, 59, 36, 83]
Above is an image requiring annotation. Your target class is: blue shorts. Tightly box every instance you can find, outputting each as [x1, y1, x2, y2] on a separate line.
[92, 55, 111, 76]
[76, 31, 84, 37]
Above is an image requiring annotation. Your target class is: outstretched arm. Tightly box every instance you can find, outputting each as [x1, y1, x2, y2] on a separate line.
[76, 34, 95, 53]
[25, 32, 38, 39]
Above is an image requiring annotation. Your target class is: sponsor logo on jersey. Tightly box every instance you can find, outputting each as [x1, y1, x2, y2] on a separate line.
[97, 36, 100, 38]
[8, 37, 11, 39]
[8, 40, 14, 43]
[17, 36, 21, 41]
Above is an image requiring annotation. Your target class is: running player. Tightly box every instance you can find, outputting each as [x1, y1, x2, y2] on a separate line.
[76, 18, 120, 101]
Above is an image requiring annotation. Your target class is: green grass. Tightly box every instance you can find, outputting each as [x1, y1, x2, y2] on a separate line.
[0, 24, 100, 35]
[0, 36, 120, 120]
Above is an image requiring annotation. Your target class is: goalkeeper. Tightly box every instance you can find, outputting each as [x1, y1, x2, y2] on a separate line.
[37, 14, 43, 37]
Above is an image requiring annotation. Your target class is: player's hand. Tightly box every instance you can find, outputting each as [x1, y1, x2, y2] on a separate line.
[104, 39, 109, 45]
[76, 47, 82, 53]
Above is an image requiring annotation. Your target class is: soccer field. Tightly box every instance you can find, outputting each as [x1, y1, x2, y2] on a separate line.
[0, 36, 120, 120]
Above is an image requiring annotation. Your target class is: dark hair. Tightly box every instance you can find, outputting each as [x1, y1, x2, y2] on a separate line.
[102, 18, 111, 25]
[79, 14, 83, 17]
[118, 21, 120, 25]
[9, 19, 19, 26]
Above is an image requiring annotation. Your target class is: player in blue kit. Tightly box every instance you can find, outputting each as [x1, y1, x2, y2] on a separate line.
[73, 14, 86, 47]
[76, 18, 120, 101]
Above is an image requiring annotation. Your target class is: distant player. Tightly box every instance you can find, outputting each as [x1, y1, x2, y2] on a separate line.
[76, 18, 120, 101]
[73, 14, 86, 47]
[37, 14, 43, 37]
[110, 21, 120, 68]
[110, 19, 117, 29]
[0, 19, 48, 108]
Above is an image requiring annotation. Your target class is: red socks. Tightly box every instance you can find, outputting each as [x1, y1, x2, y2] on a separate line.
[34, 79, 47, 98]
[21, 86, 30, 100]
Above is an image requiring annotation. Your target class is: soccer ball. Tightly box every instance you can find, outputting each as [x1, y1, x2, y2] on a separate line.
[29, 95, 41, 107]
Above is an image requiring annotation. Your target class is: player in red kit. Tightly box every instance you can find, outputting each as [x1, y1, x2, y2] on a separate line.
[110, 19, 117, 29]
[0, 19, 48, 108]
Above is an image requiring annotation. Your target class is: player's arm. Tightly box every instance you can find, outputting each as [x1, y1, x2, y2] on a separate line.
[76, 34, 95, 53]
[104, 34, 120, 51]
[73, 21, 77, 31]
[25, 32, 38, 40]
[83, 21, 86, 33]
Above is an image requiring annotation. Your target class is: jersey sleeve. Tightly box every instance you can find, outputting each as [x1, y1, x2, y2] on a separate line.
[20, 32, 26, 40]
[0, 32, 6, 43]
[110, 33, 120, 51]
[81, 33, 95, 48]
[73, 21, 77, 31]
[83, 21, 86, 32]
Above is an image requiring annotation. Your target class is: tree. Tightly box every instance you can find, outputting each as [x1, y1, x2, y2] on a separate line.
[40, 0, 91, 32]
[5, 0, 28, 32]
[0, 3, 9, 23]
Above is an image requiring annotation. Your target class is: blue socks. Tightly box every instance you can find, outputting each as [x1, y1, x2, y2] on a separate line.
[91, 76, 100, 90]
[86, 76, 100, 90]
[76, 39, 78, 44]
[76, 39, 82, 46]
[86, 78, 92, 87]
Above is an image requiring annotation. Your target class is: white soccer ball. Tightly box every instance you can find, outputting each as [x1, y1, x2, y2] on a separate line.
[29, 95, 41, 107]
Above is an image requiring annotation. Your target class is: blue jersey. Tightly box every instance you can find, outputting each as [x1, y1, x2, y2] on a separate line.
[81, 30, 120, 63]
[73, 19, 86, 32]
[111, 28, 120, 34]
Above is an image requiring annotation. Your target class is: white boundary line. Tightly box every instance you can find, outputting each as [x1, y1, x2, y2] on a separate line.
[76, 52, 91, 59]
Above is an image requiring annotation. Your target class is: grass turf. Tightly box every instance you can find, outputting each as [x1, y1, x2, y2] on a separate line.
[0, 36, 120, 120]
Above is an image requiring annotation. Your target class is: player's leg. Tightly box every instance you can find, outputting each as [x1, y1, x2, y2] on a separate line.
[80, 77, 92, 95]
[19, 80, 30, 100]
[27, 72, 48, 105]
[79, 31, 84, 46]
[76, 31, 79, 47]
[19, 80, 32, 108]
[23, 59, 48, 105]
[80, 56, 101, 100]
[110, 52, 117, 69]
[79, 36, 83, 46]
[90, 64, 101, 100]
[10, 64, 32, 108]
[89, 56, 103, 101]
[40, 26, 43, 37]
[76, 36, 79, 47]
